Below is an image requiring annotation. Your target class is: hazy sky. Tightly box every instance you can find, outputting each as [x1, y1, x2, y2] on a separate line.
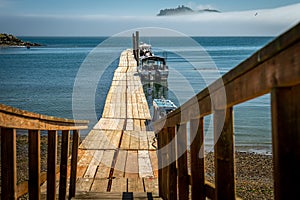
[1, 0, 300, 36]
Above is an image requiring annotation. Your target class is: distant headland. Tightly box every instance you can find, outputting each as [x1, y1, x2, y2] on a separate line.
[0, 33, 41, 47]
[157, 5, 220, 16]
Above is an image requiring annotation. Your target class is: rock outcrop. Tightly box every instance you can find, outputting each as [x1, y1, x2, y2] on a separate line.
[0, 33, 41, 47]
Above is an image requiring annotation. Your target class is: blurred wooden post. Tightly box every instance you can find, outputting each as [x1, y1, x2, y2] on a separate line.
[1, 128, 17, 200]
[190, 118, 205, 200]
[161, 128, 168, 199]
[167, 126, 177, 200]
[47, 130, 58, 200]
[157, 130, 163, 198]
[59, 130, 70, 200]
[214, 108, 235, 199]
[176, 123, 189, 200]
[271, 85, 300, 200]
[69, 130, 80, 199]
[29, 130, 41, 200]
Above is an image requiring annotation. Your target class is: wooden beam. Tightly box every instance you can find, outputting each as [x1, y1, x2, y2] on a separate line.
[214, 108, 235, 200]
[190, 118, 205, 200]
[1, 128, 17, 200]
[271, 85, 300, 200]
[47, 130, 58, 200]
[69, 130, 80, 199]
[59, 130, 70, 200]
[28, 130, 41, 200]
[167, 126, 177, 200]
[176, 123, 189, 200]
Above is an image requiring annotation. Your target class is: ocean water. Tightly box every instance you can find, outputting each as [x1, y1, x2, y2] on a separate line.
[0, 36, 273, 152]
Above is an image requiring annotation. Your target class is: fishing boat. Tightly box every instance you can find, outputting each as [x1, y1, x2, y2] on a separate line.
[152, 98, 177, 121]
[138, 56, 169, 81]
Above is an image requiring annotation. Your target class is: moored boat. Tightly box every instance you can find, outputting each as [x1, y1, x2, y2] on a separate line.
[152, 98, 177, 121]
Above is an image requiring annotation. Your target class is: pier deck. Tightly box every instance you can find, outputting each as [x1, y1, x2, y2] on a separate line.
[74, 50, 160, 199]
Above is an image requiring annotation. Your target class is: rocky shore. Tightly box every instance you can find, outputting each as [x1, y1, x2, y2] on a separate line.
[0, 33, 41, 47]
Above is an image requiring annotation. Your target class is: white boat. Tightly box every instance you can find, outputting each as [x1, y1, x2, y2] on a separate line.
[138, 56, 169, 81]
[152, 98, 177, 121]
[139, 42, 153, 57]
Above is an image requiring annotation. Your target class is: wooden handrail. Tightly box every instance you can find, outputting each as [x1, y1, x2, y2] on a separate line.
[0, 103, 88, 130]
[154, 22, 300, 200]
[0, 104, 89, 200]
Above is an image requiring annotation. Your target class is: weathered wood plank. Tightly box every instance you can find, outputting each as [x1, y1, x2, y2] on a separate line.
[127, 178, 144, 192]
[28, 130, 41, 200]
[190, 118, 205, 200]
[59, 130, 70, 200]
[47, 130, 58, 200]
[125, 151, 139, 178]
[114, 150, 127, 177]
[138, 150, 154, 178]
[271, 85, 300, 200]
[176, 124, 189, 200]
[1, 128, 17, 200]
[70, 131, 80, 199]
[214, 108, 235, 200]
[90, 179, 108, 192]
[111, 178, 127, 192]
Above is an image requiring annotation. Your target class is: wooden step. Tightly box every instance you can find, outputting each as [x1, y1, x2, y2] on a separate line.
[72, 192, 162, 200]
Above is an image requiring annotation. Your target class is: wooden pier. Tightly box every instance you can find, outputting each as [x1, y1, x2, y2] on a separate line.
[73, 49, 160, 199]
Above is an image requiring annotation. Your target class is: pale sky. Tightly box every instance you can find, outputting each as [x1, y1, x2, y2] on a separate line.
[0, 0, 300, 36]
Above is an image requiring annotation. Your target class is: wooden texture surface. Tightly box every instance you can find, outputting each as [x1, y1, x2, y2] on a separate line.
[75, 50, 158, 196]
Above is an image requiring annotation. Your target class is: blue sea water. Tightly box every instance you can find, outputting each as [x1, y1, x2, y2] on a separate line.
[0, 36, 273, 152]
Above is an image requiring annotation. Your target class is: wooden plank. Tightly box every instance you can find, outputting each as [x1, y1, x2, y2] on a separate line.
[271, 85, 300, 200]
[147, 131, 156, 150]
[167, 126, 177, 200]
[114, 150, 127, 177]
[1, 128, 17, 200]
[144, 178, 159, 194]
[76, 178, 93, 192]
[214, 108, 235, 200]
[47, 130, 58, 200]
[84, 150, 104, 178]
[69, 130, 79, 197]
[176, 124, 189, 200]
[28, 130, 41, 200]
[95, 150, 115, 178]
[149, 150, 158, 178]
[90, 179, 109, 192]
[127, 178, 144, 192]
[190, 118, 205, 200]
[111, 178, 127, 192]
[125, 150, 139, 178]
[139, 132, 148, 150]
[121, 131, 131, 149]
[129, 131, 139, 150]
[59, 130, 70, 200]
[138, 150, 154, 178]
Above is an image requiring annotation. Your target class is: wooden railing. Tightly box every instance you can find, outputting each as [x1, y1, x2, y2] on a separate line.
[154, 22, 300, 200]
[0, 104, 88, 200]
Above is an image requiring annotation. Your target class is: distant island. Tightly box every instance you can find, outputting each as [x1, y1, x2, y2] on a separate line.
[157, 5, 220, 16]
[0, 33, 41, 47]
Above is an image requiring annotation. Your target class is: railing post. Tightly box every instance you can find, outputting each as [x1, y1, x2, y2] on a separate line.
[190, 118, 205, 200]
[214, 108, 235, 200]
[167, 126, 177, 200]
[1, 128, 17, 200]
[176, 123, 189, 200]
[28, 130, 41, 200]
[160, 128, 168, 200]
[271, 85, 300, 200]
[69, 130, 80, 199]
[47, 130, 58, 200]
[59, 130, 70, 200]
[157, 129, 163, 198]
